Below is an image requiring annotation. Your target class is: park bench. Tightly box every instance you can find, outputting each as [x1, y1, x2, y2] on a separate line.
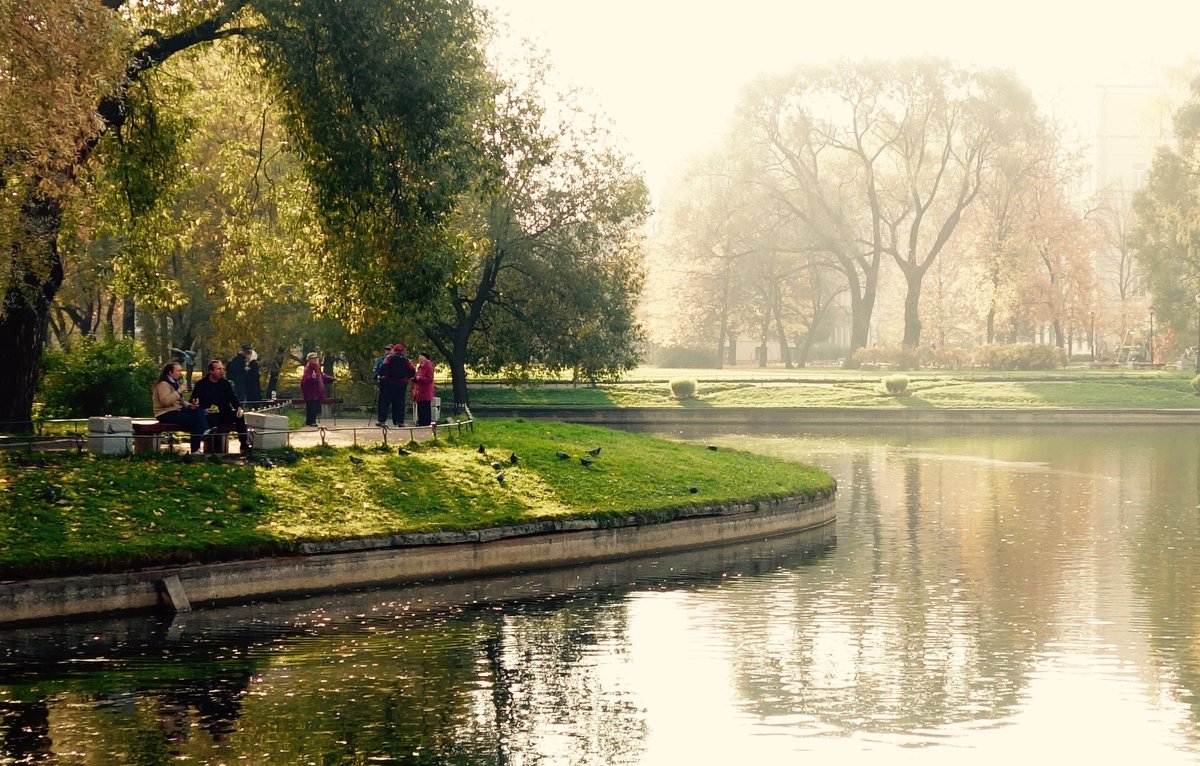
[131, 419, 235, 454]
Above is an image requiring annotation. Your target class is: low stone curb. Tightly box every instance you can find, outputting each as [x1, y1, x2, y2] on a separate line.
[470, 405, 1200, 426]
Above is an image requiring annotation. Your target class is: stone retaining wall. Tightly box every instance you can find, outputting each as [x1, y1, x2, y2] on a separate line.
[0, 490, 835, 625]
[471, 406, 1200, 426]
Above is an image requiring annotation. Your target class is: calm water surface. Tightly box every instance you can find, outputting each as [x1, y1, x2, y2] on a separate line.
[1, 424, 1198, 765]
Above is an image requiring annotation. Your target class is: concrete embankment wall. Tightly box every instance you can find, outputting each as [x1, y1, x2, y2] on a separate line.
[0, 491, 835, 625]
[471, 406, 1200, 426]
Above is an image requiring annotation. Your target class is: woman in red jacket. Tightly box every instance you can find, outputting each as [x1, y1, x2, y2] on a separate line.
[412, 351, 435, 426]
[299, 352, 332, 427]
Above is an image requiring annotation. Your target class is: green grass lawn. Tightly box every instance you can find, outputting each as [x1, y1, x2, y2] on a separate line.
[468, 368, 1200, 409]
[0, 419, 834, 580]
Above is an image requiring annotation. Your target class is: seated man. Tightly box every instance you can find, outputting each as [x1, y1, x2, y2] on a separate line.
[190, 359, 250, 453]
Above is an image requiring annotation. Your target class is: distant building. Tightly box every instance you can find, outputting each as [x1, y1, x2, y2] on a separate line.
[1058, 65, 1183, 359]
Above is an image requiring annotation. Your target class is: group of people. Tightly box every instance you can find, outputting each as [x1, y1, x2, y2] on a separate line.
[153, 343, 436, 452]
[152, 360, 249, 454]
[373, 343, 436, 427]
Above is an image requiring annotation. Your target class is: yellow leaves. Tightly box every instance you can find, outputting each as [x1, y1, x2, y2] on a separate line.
[0, 0, 130, 178]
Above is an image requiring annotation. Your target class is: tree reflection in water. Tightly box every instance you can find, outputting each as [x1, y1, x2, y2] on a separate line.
[3, 423, 1200, 762]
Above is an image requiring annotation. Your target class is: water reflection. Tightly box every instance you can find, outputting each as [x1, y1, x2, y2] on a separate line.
[649, 424, 1200, 762]
[2, 424, 1200, 763]
[0, 527, 834, 765]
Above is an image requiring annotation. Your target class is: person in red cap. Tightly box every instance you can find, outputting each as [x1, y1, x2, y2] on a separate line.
[375, 343, 415, 427]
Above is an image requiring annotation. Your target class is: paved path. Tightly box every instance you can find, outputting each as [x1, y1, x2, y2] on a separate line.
[281, 418, 441, 449]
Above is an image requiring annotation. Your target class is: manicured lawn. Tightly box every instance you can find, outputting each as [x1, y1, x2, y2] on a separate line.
[468, 368, 1200, 409]
[0, 419, 834, 580]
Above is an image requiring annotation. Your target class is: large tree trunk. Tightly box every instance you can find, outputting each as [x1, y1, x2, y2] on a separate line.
[772, 287, 792, 368]
[0, 1, 247, 431]
[902, 276, 924, 349]
[448, 356, 470, 411]
[0, 200, 64, 432]
[425, 318, 471, 411]
[843, 283, 875, 369]
[122, 295, 136, 337]
[715, 303, 729, 370]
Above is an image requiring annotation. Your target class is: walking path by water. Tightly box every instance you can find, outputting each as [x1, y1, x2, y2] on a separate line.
[274, 417, 442, 450]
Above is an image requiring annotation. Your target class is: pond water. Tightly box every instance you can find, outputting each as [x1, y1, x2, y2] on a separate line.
[1, 424, 1198, 765]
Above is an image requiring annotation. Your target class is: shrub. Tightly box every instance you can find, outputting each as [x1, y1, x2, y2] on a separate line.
[883, 374, 909, 395]
[921, 346, 969, 370]
[669, 378, 698, 399]
[37, 335, 158, 418]
[971, 343, 1065, 370]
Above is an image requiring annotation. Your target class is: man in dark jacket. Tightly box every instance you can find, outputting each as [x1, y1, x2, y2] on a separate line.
[191, 359, 250, 453]
[226, 344, 252, 401]
[375, 343, 415, 427]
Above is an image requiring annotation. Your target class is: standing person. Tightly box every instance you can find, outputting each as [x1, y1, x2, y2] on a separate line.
[412, 351, 436, 427]
[372, 343, 392, 413]
[226, 344, 252, 401]
[191, 359, 250, 453]
[300, 352, 331, 427]
[152, 362, 209, 453]
[375, 343, 414, 427]
[244, 348, 262, 404]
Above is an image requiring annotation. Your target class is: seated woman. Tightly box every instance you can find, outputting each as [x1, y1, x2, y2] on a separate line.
[152, 362, 209, 453]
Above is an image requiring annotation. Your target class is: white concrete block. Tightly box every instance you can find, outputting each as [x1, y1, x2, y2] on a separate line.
[245, 412, 289, 449]
[87, 416, 133, 455]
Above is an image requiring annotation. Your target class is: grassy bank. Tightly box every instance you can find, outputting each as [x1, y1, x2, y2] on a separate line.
[468, 368, 1200, 409]
[0, 419, 834, 580]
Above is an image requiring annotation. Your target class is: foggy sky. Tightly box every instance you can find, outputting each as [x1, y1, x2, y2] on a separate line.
[484, 0, 1200, 203]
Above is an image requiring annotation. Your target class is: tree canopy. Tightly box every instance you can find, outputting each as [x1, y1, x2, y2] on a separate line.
[425, 50, 651, 403]
[1132, 77, 1200, 344]
[0, 0, 654, 428]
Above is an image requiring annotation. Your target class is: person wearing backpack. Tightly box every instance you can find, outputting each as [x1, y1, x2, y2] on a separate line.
[376, 343, 415, 427]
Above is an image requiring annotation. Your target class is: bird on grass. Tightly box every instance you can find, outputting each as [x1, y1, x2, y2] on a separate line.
[42, 484, 60, 502]
[349, 455, 365, 466]
[586, 446, 601, 457]
[477, 444, 487, 454]
[490, 461, 502, 470]
[556, 450, 570, 460]
[509, 452, 519, 465]
[688, 486, 699, 494]
[207, 454, 222, 465]
[397, 446, 410, 456]
[494, 471, 506, 483]
[580, 457, 593, 467]
[706, 445, 718, 451]
[277, 452, 300, 465]
[257, 457, 275, 469]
